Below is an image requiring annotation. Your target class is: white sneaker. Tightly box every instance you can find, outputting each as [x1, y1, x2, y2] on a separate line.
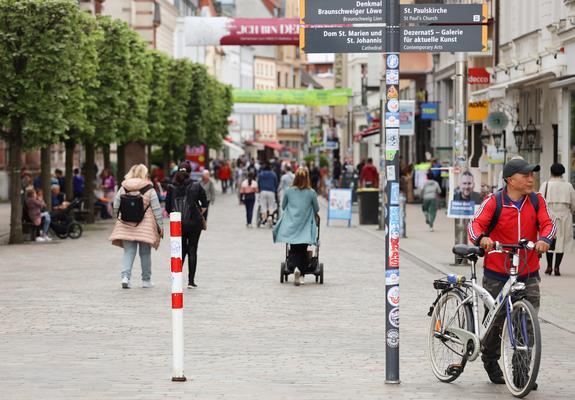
[294, 268, 301, 286]
[43, 235, 52, 241]
[121, 277, 130, 289]
[35, 236, 46, 242]
[429, 227, 434, 232]
[300, 275, 305, 285]
[142, 281, 154, 288]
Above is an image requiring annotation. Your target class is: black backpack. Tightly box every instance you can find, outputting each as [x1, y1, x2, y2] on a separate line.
[170, 185, 191, 225]
[118, 184, 153, 225]
[486, 190, 540, 236]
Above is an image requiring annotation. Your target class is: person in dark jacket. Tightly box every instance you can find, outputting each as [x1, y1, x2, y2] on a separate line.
[165, 162, 208, 288]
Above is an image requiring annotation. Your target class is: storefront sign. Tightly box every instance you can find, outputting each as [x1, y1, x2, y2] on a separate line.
[467, 100, 489, 122]
[420, 102, 439, 120]
[233, 88, 352, 106]
[183, 17, 299, 46]
[468, 67, 490, 85]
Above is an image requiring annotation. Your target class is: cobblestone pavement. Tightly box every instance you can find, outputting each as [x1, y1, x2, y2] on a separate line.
[1, 192, 574, 399]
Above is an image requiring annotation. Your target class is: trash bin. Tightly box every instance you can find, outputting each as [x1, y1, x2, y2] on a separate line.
[357, 188, 379, 225]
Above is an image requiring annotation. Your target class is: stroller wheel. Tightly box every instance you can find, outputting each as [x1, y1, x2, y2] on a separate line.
[280, 262, 286, 283]
[319, 263, 324, 284]
[68, 222, 83, 239]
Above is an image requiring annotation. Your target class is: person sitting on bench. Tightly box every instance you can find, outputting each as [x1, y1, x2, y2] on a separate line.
[24, 188, 52, 242]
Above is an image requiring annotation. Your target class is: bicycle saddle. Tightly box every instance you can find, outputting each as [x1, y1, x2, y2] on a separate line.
[452, 244, 485, 258]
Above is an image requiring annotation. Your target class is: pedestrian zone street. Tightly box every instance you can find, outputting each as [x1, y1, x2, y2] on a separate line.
[1, 192, 575, 400]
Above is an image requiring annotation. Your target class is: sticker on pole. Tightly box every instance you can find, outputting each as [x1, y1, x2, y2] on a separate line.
[386, 69, 399, 85]
[385, 269, 400, 285]
[387, 286, 400, 306]
[390, 183, 400, 205]
[387, 54, 399, 69]
[170, 240, 182, 258]
[386, 329, 399, 348]
[389, 307, 400, 328]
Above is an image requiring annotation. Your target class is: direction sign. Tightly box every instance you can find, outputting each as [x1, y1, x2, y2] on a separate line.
[400, 25, 487, 53]
[400, 4, 486, 25]
[301, 26, 385, 53]
[301, 0, 385, 25]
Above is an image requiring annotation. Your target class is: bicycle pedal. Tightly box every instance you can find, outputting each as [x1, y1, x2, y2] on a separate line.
[445, 364, 464, 376]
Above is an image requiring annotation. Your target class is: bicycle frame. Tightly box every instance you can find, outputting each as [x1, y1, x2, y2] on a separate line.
[445, 247, 526, 361]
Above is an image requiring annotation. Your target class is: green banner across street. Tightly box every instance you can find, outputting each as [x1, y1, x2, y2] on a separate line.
[232, 88, 352, 106]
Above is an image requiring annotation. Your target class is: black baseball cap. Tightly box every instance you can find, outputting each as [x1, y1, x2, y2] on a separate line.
[502, 159, 540, 179]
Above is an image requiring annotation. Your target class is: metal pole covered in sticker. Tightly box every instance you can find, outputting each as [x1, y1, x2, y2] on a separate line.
[384, 0, 401, 384]
[170, 212, 186, 382]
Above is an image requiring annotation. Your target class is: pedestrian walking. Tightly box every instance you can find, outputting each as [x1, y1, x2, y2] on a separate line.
[218, 161, 232, 193]
[240, 171, 258, 228]
[257, 161, 279, 226]
[421, 170, 442, 232]
[273, 167, 320, 286]
[110, 164, 164, 289]
[199, 169, 216, 221]
[359, 158, 379, 188]
[539, 163, 575, 276]
[278, 165, 295, 205]
[165, 163, 208, 288]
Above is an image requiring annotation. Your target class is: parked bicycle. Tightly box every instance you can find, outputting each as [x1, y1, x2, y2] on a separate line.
[427, 239, 541, 398]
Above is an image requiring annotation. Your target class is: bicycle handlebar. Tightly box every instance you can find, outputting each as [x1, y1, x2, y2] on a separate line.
[490, 239, 535, 253]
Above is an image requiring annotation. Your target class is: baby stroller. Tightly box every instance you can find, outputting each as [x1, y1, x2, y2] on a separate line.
[280, 215, 324, 284]
[50, 197, 83, 239]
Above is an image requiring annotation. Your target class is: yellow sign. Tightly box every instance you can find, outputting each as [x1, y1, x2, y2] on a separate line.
[468, 100, 489, 122]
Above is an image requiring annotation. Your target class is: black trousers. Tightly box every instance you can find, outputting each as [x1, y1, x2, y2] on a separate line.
[481, 275, 540, 364]
[182, 229, 202, 285]
[289, 244, 309, 270]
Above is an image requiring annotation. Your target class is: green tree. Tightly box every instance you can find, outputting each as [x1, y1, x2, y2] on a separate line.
[0, 0, 89, 243]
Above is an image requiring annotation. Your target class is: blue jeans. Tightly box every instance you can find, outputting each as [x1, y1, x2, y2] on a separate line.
[40, 212, 51, 235]
[121, 240, 151, 281]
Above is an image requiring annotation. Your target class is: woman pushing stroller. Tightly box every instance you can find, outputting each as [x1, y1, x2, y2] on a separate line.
[273, 167, 319, 286]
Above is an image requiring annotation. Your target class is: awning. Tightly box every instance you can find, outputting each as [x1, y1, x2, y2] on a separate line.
[354, 124, 380, 141]
[549, 75, 575, 89]
[222, 140, 244, 154]
[262, 141, 284, 151]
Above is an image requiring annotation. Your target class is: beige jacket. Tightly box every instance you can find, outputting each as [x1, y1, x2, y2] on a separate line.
[540, 177, 575, 253]
[109, 178, 163, 249]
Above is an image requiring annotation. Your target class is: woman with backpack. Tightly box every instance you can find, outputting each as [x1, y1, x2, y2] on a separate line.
[110, 164, 163, 289]
[540, 163, 575, 276]
[165, 162, 208, 288]
[240, 171, 258, 228]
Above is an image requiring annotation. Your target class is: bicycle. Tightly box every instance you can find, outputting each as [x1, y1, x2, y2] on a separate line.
[427, 239, 541, 398]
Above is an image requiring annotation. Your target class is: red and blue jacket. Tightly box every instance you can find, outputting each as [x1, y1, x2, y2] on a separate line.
[468, 190, 556, 280]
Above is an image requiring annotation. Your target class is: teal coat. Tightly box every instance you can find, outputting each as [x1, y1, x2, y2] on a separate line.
[273, 188, 319, 244]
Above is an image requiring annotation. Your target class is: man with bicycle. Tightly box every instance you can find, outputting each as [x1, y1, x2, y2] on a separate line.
[468, 158, 556, 385]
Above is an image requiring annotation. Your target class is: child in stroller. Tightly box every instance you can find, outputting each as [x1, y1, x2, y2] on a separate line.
[50, 197, 83, 239]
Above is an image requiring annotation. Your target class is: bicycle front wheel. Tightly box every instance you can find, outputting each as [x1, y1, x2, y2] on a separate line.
[501, 299, 541, 398]
[428, 289, 473, 383]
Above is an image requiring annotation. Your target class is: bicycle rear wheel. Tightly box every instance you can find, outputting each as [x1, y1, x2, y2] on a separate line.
[501, 299, 541, 398]
[428, 289, 473, 383]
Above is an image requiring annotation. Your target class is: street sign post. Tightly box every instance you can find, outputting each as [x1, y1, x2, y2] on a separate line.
[301, 0, 385, 24]
[400, 4, 486, 24]
[401, 25, 487, 53]
[300, 26, 385, 53]
[300, 0, 487, 386]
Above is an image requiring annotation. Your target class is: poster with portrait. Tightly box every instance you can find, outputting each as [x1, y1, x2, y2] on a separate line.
[447, 167, 484, 219]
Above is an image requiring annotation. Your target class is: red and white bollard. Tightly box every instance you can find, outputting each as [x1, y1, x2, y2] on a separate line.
[170, 212, 186, 382]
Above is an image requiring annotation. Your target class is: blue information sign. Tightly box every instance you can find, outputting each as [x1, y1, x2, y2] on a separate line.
[420, 102, 439, 120]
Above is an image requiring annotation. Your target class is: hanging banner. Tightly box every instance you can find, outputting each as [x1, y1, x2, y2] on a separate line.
[232, 88, 352, 106]
[468, 67, 490, 85]
[399, 100, 415, 136]
[183, 17, 299, 46]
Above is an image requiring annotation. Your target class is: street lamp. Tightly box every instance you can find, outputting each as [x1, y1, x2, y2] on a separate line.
[525, 119, 538, 150]
[513, 121, 524, 151]
[480, 127, 491, 148]
[491, 130, 503, 150]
